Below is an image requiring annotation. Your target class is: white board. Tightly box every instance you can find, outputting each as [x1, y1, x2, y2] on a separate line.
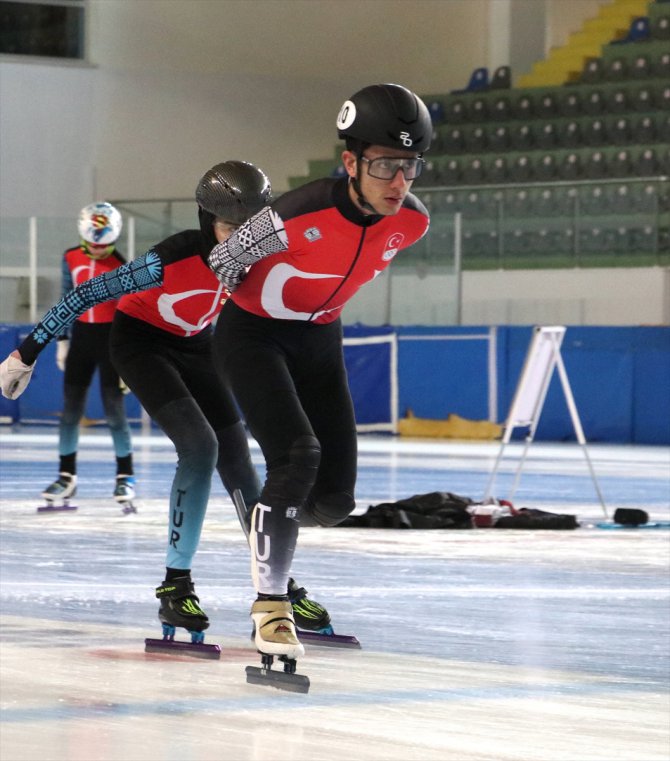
[505, 326, 566, 428]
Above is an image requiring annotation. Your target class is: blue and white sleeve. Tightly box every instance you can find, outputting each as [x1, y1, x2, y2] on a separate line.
[19, 251, 164, 364]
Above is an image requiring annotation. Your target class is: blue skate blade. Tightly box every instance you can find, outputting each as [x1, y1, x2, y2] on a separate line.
[245, 665, 310, 693]
[37, 504, 78, 513]
[297, 630, 361, 649]
[144, 637, 221, 660]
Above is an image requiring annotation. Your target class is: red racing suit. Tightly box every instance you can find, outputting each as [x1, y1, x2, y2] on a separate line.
[229, 177, 429, 321]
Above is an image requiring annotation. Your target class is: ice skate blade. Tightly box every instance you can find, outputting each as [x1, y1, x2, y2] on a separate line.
[298, 630, 361, 649]
[37, 503, 78, 513]
[595, 521, 670, 530]
[120, 503, 137, 515]
[245, 664, 310, 693]
[144, 637, 221, 660]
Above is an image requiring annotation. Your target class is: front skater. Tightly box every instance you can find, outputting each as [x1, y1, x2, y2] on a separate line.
[42, 202, 135, 511]
[206, 84, 432, 682]
[0, 161, 332, 652]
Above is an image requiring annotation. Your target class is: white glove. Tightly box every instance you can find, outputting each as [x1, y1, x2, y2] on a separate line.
[0, 353, 35, 400]
[56, 340, 69, 371]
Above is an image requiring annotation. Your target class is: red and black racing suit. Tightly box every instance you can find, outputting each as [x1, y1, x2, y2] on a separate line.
[210, 176, 429, 595]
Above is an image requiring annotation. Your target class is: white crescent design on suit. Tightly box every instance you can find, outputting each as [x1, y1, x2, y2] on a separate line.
[260, 263, 343, 320]
[157, 286, 226, 334]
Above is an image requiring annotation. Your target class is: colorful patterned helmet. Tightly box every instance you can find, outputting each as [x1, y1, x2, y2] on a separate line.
[77, 202, 122, 246]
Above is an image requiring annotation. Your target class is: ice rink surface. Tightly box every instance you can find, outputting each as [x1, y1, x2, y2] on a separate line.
[1, 428, 669, 761]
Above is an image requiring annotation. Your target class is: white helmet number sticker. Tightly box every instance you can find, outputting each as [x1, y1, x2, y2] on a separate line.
[337, 100, 357, 130]
[399, 131, 413, 147]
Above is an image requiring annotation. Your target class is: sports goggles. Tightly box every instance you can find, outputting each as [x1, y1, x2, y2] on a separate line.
[360, 155, 424, 180]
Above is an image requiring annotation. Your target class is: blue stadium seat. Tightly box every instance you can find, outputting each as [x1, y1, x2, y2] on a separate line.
[452, 67, 489, 94]
[611, 16, 650, 44]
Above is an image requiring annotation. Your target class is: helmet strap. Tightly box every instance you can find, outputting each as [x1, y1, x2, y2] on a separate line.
[351, 145, 380, 215]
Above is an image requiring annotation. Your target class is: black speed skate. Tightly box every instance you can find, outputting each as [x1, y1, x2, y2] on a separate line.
[144, 576, 220, 659]
[38, 473, 78, 513]
[288, 578, 361, 649]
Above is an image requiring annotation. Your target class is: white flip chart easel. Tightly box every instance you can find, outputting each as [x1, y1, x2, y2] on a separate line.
[483, 326, 608, 517]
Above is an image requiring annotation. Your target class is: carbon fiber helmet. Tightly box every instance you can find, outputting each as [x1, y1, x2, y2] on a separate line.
[336, 83, 432, 153]
[78, 202, 122, 246]
[195, 160, 272, 225]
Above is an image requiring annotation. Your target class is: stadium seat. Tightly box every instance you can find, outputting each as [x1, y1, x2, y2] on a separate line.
[634, 148, 660, 176]
[559, 152, 582, 180]
[651, 13, 670, 40]
[489, 125, 511, 151]
[535, 153, 558, 181]
[558, 90, 582, 117]
[653, 51, 670, 78]
[442, 158, 462, 185]
[511, 123, 535, 150]
[462, 157, 487, 184]
[583, 89, 606, 115]
[442, 126, 464, 154]
[611, 149, 634, 177]
[629, 225, 657, 254]
[488, 156, 509, 184]
[583, 117, 607, 146]
[509, 154, 534, 182]
[604, 56, 628, 81]
[631, 86, 654, 112]
[632, 114, 657, 143]
[630, 54, 652, 79]
[428, 101, 445, 124]
[659, 114, 670, 143]
[465, 125, 488, 152]
[511, 93, 534, 120]
[536, 92, 558, 117]
[610, 116, 632, 145]
[583, 150, 610, 179]
[607, 87, 629, 114]
[490, 95, 512, 121]
[507, 188, 532, 217]
[490, 65, 512, 90]
[580, 185, 610, 214]
[468, 96, 489, 122]
[581, 58, 605, 83]
[452, 67, 489, 94]
[536, 122, 559, 148]
[613, 16, 651, 44]
[559, 120, 583, 148]
[444, 98, 467, 124]
[655, 85, 670, 110]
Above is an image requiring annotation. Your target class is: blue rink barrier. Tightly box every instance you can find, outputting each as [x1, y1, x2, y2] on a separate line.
[1, 324, 668, 445]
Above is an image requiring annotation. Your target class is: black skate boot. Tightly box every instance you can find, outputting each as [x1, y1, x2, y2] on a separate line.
[287, 578, 361, 649]
[38, 473, 77, 513]
[144, 576, 220, 659]
[288, 578, 333, 634]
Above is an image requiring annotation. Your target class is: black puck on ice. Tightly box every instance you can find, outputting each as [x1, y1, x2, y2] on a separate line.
[613, 508, 649, 526]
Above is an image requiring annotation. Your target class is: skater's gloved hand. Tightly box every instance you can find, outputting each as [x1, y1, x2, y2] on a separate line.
[56, 339, 69, 371]
[0, 351, 35, 400]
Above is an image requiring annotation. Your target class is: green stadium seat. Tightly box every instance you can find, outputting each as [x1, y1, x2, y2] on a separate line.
[653, 51, 670, 77]
[559, 152, 583, 180]
[630, 53, 653, 79]
[583, 150, 610, 179]
[604, 56, 628, 81]
[488, 156, 509, 183]
[491, 95, 512, 121]
[559, 120, 583, 147]
[558, 90, 583, 117]
[489, 124, 511, 151]
[650, 13, 670, 40]
[511, 123, 535, 150]
[583, 117, 607, 146]
[465, 126, 488, 152]
[610, 116, 633, 145]
[536, 122, 559, 148]
[606, 87, 630, 114]
[634, 147, 660, 176]
[632, 114, 657, 143]
[468, 96, 489, 121]
[535, 153, 558, 180]
[443, 126, 466, 154]
[581, 58, 605, 84]
[509, 154, 534, 181]
[490, 65, 512, 90]
[444, 98, 467, 124]
[442, 158, 462, 185]
[462, 157, 487, 184]
[512, 92, 535, 119]
[536, 92, 559, 117]
[583, 89, 606, 115]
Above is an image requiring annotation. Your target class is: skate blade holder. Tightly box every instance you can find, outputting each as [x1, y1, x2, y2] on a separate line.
[298, 630, 361, 649]
[37, 501, 77, 513]
[144, 624, 221, 660]
[246, 653, 310, 693]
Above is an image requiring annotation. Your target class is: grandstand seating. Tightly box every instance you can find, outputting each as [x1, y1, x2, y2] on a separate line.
[287, 0, 669, 269]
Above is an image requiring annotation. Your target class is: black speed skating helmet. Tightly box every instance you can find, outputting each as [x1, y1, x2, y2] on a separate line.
[196, 160, 272, 225]
[336, 83, 432, 153]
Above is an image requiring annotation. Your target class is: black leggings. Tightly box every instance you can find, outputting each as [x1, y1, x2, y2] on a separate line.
[213, 301, 357, 594]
